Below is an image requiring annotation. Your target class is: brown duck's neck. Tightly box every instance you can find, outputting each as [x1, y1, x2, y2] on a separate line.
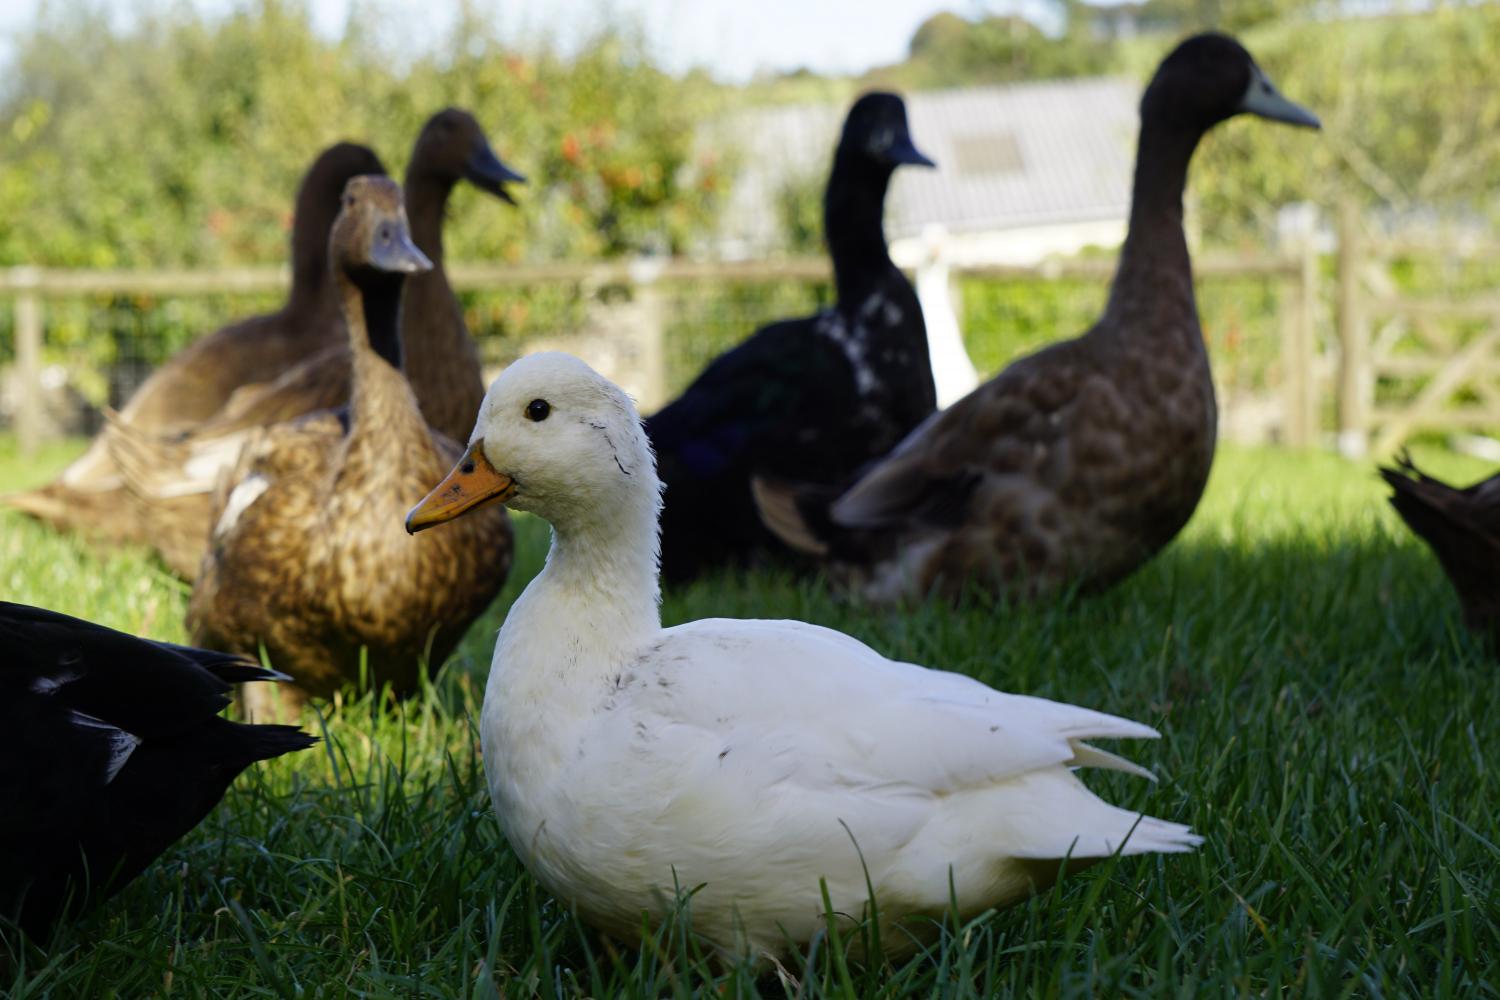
[403, 170, 455, 268]
[342, 276, 433, 463]
[340, 271, 408, 371]
[1103, 117, 1205, 339]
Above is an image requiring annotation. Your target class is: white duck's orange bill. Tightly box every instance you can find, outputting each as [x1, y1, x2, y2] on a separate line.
[406, 439, 515, 533]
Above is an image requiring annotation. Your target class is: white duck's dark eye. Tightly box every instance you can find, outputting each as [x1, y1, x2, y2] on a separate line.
[525, 399, 551, 422]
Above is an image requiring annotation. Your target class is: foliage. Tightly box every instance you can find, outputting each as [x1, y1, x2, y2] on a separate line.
[1161, 6, 1500, 242]
[1133, 0, 1318, 34]
[861, 8, 1113, 91]
[0, 1, 733, 269]
[773, 168, 827, 257]
[2, 438, 1498, 994]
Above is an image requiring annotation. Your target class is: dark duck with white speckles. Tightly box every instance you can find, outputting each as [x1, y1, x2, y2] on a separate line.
[645, 92, 937, 584]
[0, 602, 315, 941]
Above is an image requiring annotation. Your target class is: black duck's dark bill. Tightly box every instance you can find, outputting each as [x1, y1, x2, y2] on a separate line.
[370, 226, 433, 273]
[466, 142, 527, 204]
[406, 439, 516, 533]
[1239, 66, 1320, 128]
[888, 134, 937, 168]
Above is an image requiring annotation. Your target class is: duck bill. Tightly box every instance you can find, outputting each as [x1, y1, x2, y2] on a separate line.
[466, 142, 526, 204]
[370, 226, 433, 273]
[405, 440, 515, 534]
[887, 134, 936, 168]
[1239, 66, 1320, 129]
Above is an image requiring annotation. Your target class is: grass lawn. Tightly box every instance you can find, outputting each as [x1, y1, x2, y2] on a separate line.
[1, 435, 1496, 997]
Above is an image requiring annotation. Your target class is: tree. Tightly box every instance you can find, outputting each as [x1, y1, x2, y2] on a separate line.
[0, 1, 733, 269]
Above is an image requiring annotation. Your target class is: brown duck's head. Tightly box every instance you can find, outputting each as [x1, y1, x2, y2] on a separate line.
[409, 107, 526, 204]
[1142, 33, 1320, 134]
[329, 175, 433, 277]
[840, 92, 936, 170]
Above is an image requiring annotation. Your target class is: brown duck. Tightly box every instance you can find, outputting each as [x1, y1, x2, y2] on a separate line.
[1383, 455, 1500, 651]
[755, 34, 1320, 604]
[186, 176, 512, 708]
[2, 143, 386, 541]
[109, 109, 522, 579]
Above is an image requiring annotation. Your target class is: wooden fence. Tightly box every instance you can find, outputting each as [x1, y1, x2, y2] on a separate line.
[4, 248, 1316, 454]
[11, 213, 1498, 458]
[1332, 200, 1500, 457]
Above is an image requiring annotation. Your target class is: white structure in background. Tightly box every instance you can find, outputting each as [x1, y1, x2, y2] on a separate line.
[706, 77, 1139, 397]
[901, 226, 979, 406]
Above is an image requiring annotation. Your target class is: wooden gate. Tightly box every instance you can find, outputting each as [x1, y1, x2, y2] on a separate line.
[1336, 199, 1500, 456]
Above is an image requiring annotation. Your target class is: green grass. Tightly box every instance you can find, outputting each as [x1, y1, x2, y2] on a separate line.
[2, 436, 1497, 997]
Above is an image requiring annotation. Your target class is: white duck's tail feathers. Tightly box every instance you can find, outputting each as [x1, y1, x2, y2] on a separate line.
[1007, 693, 1162, 743]
[1017, 800, 1202, 860]
[1067, 739, 1157, 782]
[1104, 813, 1203, 855]
[997, 767, 1201, 862]
[1063, 713, 1160, 742]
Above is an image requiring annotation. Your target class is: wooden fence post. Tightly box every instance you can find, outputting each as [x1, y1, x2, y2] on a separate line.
[628, 258, 667, 412]
[1335, 199, 1369, 457]
[12, 267, 44, 455]
[1278, 208, 1318, 447]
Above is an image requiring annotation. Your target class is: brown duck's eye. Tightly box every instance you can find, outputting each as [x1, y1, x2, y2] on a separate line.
[526, 399, 551, 422]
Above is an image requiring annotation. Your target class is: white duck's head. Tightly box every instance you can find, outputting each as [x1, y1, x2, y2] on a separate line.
[405, 352, 658, 536]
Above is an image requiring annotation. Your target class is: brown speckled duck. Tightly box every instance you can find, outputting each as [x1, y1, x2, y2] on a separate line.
[1382, 455, 1500, 652]
[109, 109, 522, 580]
[186, 176, 512, 709]
[1, 143, 386, 542]
[755, 34, 1319, 604]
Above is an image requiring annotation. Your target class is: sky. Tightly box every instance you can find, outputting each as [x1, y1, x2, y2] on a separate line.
[0, 0, 1066, 83]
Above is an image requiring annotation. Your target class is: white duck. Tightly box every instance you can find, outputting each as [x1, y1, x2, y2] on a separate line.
[406, 351, 1200, 959]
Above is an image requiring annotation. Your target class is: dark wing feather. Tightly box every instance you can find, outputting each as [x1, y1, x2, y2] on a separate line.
[647, 316, 859, 580]
[0, 602, 315, 939]
[1382, 456, 1500, 643]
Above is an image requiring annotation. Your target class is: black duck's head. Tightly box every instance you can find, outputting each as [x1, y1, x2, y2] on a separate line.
[840, 92, 936, 170]
[330, 175, 433, 278]
[410, 107, 526, 204]
[1142, 32, 1320, 134]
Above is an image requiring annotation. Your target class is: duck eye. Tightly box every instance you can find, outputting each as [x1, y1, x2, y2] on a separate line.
[525, 399, 551, 422]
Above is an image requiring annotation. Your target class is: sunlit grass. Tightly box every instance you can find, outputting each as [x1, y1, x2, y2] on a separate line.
[1, 437, 1496, 996]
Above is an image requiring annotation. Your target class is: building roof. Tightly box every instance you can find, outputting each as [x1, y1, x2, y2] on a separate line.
[709, 76, 1140, 257]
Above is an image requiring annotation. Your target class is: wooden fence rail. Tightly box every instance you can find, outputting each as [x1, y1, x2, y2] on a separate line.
[4, 249, 1313, 454]
[1332, 198, 1500, 457]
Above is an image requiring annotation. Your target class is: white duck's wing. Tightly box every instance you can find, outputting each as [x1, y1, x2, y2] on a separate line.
[641, 617, 1161, 796]
[590, 618, 1196, 872]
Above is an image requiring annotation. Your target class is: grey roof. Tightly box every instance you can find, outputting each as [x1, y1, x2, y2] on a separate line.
[709, 76, 1140, 255]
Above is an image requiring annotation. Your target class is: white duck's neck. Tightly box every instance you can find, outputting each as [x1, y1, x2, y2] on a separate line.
[498, 476, 663, 689]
